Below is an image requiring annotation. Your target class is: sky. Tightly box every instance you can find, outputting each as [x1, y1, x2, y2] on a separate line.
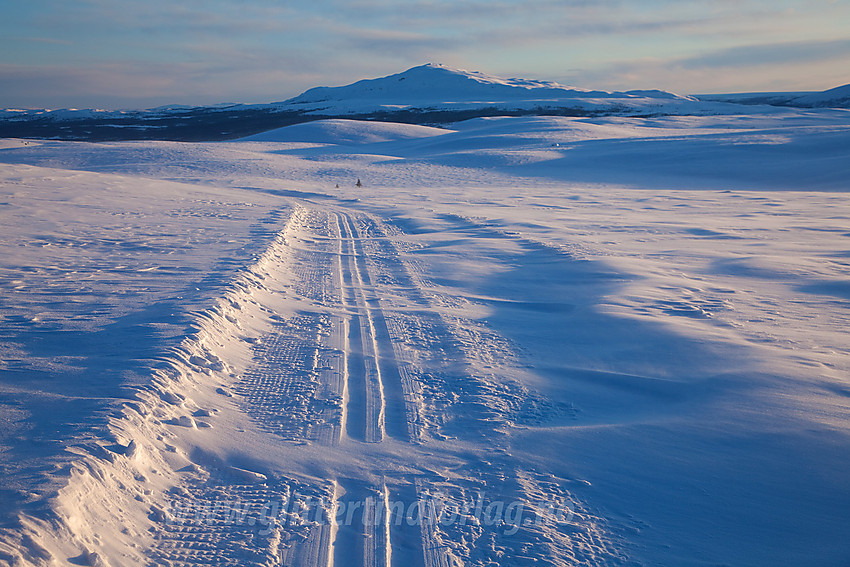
[1, 0, 849, 109]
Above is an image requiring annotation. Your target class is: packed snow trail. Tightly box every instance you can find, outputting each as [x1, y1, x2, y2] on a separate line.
[3, 114, 850, 566]
[133, 203, 612, 567]
[336, 212, 410, 443]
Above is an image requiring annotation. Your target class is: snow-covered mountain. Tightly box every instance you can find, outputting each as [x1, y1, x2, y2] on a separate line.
[1, 64, 846, 141]
[287, 63, 696, 108]
[696, 82, 850, 108]
[791, 83, 850, 107]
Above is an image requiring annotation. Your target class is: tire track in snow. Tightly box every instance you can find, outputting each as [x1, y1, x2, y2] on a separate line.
[333, 211, 428, 567]
[150, 205, 597, 567]
[339, 212, 410, 443]
[332, 480, 393, 567]
[150, 207, 346, 567]
[336, 212, 383, 443]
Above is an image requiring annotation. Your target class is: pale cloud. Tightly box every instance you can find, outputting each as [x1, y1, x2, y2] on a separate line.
[556, 38, 850, 93]
[0, 60, 323, 109]
[18, 36, 75, 46]
[1, 0, 848, 107]
[679, 39, 850, 69]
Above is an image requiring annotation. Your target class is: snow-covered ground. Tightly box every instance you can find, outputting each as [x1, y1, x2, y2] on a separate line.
[1, 109, 849, 566]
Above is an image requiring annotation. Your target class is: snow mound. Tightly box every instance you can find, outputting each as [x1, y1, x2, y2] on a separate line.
[286, 63, 695, 106]
[792, 83, 850, 108]
[238, 118, 451, 144]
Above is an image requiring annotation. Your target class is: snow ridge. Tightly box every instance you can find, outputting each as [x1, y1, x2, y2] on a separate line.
[285, 63, 698, 114]
[287, 63, 643, 103]
[791, 82, 850, 107]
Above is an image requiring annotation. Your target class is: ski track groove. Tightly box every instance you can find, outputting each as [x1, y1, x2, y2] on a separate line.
[150, 204, 593, 567]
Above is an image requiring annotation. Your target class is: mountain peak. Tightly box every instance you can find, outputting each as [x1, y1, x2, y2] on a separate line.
[403, 63, 594, 91]
[288, 64, 617, 105]
[791, 83, 850, 107]
[0, 64, 712, 141]
[284, 64, 700, 111]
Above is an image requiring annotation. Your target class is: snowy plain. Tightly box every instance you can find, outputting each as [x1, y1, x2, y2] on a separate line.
[1, 109, 850, 566]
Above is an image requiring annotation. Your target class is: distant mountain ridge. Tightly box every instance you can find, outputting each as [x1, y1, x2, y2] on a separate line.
[696, 82, 850, 108]
[288, 63, 696, 105]
[1, 64, 847, 142]
[792, 83, 850, 107]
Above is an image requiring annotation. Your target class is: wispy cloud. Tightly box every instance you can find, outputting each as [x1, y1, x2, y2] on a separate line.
[18, 36, 75, 46]
[679, 38, 850, 69]
[1, 0, 848, 107]
[0, 60, 323, 109]
[557, 38, 850, 93]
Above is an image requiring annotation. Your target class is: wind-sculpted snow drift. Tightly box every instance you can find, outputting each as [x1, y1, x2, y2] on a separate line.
[1, 110, 850, 565]
[0, 202, 612, 566]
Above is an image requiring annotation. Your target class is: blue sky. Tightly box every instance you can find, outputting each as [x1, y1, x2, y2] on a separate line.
[1, 0, 849, 109]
